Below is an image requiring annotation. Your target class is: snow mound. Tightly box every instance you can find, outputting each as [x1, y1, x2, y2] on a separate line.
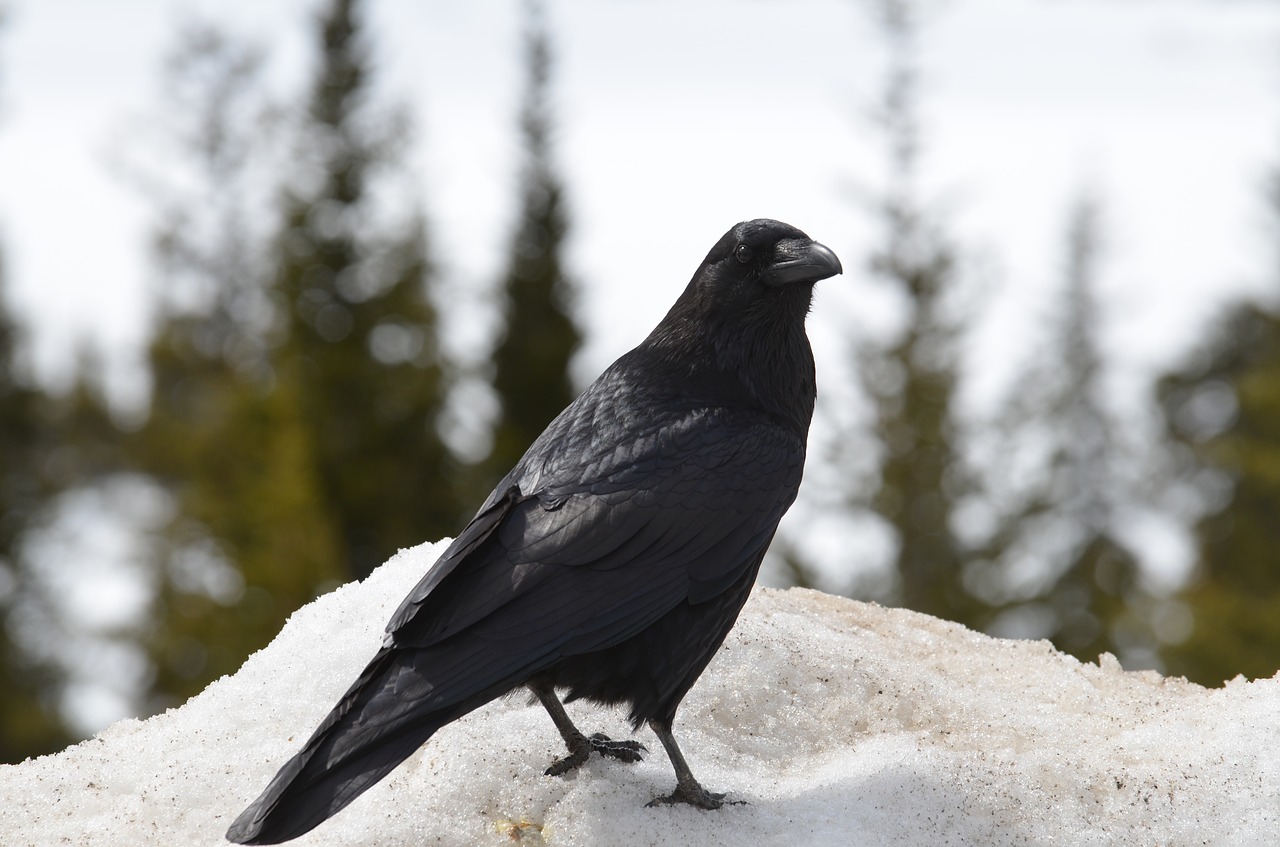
[1, 540, 1277, 846]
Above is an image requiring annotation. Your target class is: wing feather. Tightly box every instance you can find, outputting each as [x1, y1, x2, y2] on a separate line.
[385, 409, 804, 665]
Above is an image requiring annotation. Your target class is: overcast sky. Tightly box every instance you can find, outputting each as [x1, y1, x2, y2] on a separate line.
[2, 0, 1279, 413]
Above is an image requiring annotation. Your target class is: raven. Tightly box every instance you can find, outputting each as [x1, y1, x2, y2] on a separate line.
[226, 218, 842, 844]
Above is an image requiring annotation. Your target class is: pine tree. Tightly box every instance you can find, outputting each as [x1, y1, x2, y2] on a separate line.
[272, 0, 455, 579]
[1152, 148, 1280, 685]
[480, 0, 582, 492]
[0, 247, 75, 761]
[141, 360, 343, 708]
[858, 0, 971, 621]
[0, 11, 76, 762]
[128, 23, 346, 710]
[128, 1, 456, 710]
[975, 193, 1148, 664]
[1158, 303, 1280, 684]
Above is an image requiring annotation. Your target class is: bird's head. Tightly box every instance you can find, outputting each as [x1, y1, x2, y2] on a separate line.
[710, 218, 842, 287]
[641, 219, 841, 429]
[665, 218, 842, 329]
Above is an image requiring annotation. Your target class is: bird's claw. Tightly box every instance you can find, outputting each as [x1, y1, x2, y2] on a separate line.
[645, 784, 742, 810]
[544, 733, 646, 776]
[544, 749, 587, 776]
[587, 732, 647, 763]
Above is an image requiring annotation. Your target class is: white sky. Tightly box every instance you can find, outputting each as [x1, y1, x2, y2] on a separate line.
[1, 0, 1278, 408]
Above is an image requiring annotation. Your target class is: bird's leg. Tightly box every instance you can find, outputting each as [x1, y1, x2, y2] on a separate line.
[530, 683, 646, 776]
[645, 717, 740, 810]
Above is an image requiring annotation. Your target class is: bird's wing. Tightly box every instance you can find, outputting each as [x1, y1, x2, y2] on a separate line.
[384, 407, 804, 660]
[222, 411, 799, 845]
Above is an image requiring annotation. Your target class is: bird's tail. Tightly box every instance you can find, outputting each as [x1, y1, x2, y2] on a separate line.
[225, 645, 513, 845]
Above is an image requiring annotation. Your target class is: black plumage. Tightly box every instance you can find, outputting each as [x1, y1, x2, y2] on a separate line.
[226, 218, 842, 844]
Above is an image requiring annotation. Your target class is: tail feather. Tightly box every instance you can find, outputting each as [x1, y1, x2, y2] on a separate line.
[225, 647, 518, 845]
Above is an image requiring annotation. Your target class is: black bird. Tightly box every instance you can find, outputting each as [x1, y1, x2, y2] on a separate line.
[226, 218, 842, 844]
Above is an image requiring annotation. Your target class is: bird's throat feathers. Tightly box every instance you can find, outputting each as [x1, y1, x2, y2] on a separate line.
[642, 283, 817, 436]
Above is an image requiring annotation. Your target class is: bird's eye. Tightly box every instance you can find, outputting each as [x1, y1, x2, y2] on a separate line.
[734, 244, 753, 264]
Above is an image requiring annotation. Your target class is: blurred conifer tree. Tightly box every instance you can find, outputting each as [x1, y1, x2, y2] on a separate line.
[130, 0, 459, 710]
[478, 0, 582, 495]
[0, 9, 78, 762]
[273, 0, 455, 581]
[0, 250, 76, 761]
[1158, 303, 1280, 684]
[856, 0, 973, 621]
[129, 23, 346, 710]
[973, 193, 1152, 665]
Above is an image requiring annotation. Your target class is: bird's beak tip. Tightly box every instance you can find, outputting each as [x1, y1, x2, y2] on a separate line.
[814, 241, 843, 278]
[767, 239, 843, 286]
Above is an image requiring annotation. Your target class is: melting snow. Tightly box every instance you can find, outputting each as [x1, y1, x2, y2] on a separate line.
[2, 540, 1276, 846]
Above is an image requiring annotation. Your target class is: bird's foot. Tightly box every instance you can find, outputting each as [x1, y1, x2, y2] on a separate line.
[545, 733, 647, 776]
[645, 782, 742, 810]
[587, 732, 647, 764]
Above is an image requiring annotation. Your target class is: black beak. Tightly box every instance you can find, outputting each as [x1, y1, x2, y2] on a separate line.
[765, 239, 843, 287]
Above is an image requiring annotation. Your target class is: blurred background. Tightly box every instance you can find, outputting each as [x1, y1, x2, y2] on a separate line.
[2, 0, 1279, 763]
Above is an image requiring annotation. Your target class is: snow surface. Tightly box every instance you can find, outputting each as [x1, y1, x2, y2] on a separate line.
[2, 540, 1277, 846]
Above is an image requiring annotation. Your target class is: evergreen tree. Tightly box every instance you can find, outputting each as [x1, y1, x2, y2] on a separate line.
[975, 193, 1148, 664]
[480, 0, 582, 492]
[128, 1, 456, 710]
[0, 248, 75, 761]
[1158, 303, 1280, 684]
[0, 11, 76, 762]
[857, 0, 971, 621]
[129, 23, 346, 710]
[141, 362, 343, 708]
[272, 0, 454, 579]
[1153, 142, 1280, 685]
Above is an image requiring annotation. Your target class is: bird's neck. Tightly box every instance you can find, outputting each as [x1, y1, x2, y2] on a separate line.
[644, 288, 817, 437]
